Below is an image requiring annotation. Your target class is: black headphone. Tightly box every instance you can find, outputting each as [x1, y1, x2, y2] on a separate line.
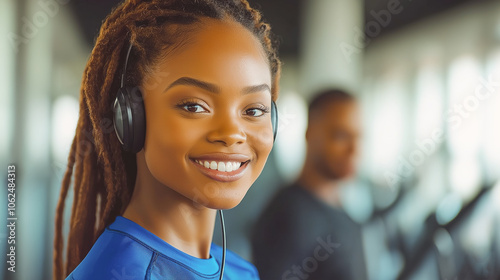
[113, 43, 278, 153]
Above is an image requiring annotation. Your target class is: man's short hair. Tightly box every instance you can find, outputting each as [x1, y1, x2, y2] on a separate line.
[308, 89, 356, 120]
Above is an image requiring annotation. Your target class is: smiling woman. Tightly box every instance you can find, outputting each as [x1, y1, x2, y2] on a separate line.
[53, 1, 281, 280]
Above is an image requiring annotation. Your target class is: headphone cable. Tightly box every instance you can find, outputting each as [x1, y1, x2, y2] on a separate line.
[218, 209, 226, 280]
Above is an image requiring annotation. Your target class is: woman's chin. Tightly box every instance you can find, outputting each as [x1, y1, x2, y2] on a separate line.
[201, 194, 246, 210]
[183, 179, 253, 210]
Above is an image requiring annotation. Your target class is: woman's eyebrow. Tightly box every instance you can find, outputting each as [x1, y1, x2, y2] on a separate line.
[164, 77, 270, 95]
[242, 84, 271, 95]
[164, 77, 220, 93]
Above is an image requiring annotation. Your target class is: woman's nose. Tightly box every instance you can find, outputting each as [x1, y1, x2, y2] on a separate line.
[206, 114, 247, 146]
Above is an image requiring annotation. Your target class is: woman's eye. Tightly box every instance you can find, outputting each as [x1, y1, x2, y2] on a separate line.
[182, 103, 206, 113]
[245, 108, 267, 117]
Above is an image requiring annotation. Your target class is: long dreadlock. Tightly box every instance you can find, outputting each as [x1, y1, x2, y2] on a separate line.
[53, 0, 281, 278]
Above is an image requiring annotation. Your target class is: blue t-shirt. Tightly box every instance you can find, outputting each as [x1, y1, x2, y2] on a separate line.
[67, 216, 259, 280]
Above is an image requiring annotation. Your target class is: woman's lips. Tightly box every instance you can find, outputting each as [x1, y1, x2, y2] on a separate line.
[189, 154, 250, 182]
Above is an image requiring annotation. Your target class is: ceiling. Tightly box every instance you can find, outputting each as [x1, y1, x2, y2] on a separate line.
[69, 0, 491, 56]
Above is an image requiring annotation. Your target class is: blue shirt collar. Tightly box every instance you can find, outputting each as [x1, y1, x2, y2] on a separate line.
[108, 215, 220, 275]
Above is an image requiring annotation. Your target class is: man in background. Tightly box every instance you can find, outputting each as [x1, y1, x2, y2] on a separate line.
[252, 89, 366, 280]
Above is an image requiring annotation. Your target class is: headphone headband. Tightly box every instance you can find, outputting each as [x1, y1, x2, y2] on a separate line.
[121, 43, 134, 88]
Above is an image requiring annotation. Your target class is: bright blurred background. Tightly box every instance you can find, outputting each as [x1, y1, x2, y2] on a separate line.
[1, 0, 499, 279]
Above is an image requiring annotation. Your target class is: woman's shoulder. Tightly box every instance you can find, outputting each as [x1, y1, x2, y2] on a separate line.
[66, 227, 154, 280]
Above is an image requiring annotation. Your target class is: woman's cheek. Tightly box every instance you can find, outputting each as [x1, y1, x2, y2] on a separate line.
[143, 114, 189, 182]
[144, 133, 181, 181]
[249, 122, 274, 161]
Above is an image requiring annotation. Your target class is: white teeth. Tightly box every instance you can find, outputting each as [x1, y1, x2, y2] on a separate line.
[226, 162, 233, 172]
[210, 161, 218, 170]
[233, 162, 241, 169]
[195, 160, 244, 172]
[218, 162, 226, 172]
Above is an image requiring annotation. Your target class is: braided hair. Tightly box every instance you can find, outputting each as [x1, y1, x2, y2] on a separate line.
[53, 0, 281, 278]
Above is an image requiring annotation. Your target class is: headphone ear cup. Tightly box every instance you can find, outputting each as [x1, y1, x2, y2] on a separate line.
[271, 100, 278, 141]
[112, 87, 146, 153]
[128, 87, 146, 152]
[113, 88, 129, 148]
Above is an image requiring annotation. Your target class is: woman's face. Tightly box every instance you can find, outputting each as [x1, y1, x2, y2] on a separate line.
[140, 19, 273, 209]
